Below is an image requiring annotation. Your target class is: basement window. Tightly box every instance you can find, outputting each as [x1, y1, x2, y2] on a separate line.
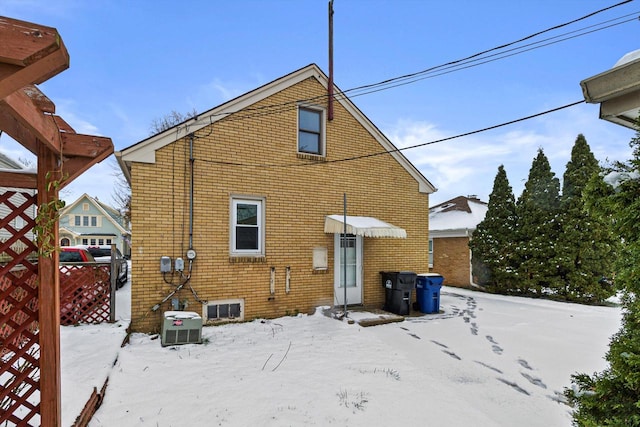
[204, 299, 244, 323]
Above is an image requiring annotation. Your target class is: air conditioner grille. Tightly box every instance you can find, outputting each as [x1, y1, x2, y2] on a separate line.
[161, 311, 202, 346]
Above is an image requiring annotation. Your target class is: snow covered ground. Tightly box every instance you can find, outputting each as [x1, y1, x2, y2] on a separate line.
[60, 274, 622, 427]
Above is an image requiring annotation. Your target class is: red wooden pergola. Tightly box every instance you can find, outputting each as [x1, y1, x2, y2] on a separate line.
[0, 16, 113, 426]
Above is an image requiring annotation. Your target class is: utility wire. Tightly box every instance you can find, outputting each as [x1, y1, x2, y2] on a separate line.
[345, 15, 639, 99]
[177, 8, 637, 129]
[176, 2, 629, 167]
[204, 13, 636, 125]
[343, 0, 635, 96]
[195, 100, 586, 169]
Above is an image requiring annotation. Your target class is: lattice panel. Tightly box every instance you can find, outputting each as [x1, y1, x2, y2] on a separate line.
[59, 264, 111, 326]
[1, 190, 41, 427]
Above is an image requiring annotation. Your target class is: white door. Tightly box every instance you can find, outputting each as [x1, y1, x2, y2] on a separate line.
[334, 234, 363, 305]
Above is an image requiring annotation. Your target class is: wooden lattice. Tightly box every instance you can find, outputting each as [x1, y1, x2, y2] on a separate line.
[59, 264, 110, 326]
[1, 190, 41, 426]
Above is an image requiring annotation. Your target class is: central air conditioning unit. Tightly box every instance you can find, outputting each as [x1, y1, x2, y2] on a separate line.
[161, 311, 203, 346]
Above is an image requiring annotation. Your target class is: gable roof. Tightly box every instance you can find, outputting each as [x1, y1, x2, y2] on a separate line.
[429, 195, 488, 236]
[61, 193, 129, 234]
[116, 64, 436, 194]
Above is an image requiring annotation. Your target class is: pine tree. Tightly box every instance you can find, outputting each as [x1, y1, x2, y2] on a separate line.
[514, 148, 561, 296]
[469, 165, 518, 292]
[554, 134, 616, 303]
[566, 124, 640, 425]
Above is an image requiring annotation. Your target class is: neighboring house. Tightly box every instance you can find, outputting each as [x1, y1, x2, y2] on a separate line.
[429, 195, 487, 287]
[59, 193, 131, 257]
[117, 63, 437, 333]
[0, 151, 36, 251]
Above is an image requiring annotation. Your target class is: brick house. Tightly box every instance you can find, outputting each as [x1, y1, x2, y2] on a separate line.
[429, 195, 487, 287]
[117, 64, 436, 332]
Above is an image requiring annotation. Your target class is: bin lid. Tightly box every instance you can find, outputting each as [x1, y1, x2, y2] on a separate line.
[418, 273, 443, 277]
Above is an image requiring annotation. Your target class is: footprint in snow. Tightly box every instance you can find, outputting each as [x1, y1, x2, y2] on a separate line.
[548, 391, 568, 404]
[521, 372, 547, 389]
[470, 323, 479, 335]
[442, 350, 461, 360]
[497, 378, 530, 396]
[430, 340, 448, 349]
[408, 333, 421, 340]
[474, 360, 503, 374]
[485, 336, 504, 354]
[518, 359, 533, 370]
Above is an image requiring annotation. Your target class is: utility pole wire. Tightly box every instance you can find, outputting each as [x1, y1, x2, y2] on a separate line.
[172, 4, 636, 129]
[195, 100, 586, 169]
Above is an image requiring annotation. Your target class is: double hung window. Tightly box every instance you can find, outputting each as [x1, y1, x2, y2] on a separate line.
[298, 106, 324, 156]
[231, 198, 264, 255]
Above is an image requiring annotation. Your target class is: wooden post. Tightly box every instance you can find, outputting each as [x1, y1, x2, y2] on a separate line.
[37, 142, 61, 427]
[110, 243, 117, 322]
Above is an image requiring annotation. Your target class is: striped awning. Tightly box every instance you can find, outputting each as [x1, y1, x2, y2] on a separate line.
[324, 215, 407, 238]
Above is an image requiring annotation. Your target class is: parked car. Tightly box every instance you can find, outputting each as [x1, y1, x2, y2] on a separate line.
[59, 247, 95, 263]
[83, 245, 128, 289]
[60, 245, 128, 289]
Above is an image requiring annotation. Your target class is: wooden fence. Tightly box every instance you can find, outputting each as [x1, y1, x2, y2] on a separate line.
[1, 190, 114, 426]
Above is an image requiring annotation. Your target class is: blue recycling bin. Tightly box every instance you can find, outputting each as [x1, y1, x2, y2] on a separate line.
[416, 273, 444, 314]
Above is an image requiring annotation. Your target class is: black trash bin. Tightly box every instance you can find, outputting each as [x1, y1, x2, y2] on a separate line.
[380, 271, 417, 315]
[416, 273, 444, 313]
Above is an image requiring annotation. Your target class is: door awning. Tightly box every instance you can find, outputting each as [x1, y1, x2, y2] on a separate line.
[324, 215, 407, 238]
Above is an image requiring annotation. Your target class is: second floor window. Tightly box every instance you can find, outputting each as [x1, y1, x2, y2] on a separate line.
[298, 107, 323, 155]
[74, 215, 99, 227]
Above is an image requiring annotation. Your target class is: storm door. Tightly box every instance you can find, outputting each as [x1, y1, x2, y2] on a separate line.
[334, 233, 363, 305]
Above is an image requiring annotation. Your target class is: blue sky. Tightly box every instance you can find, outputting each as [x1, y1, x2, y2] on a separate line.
[1, 0, 638, 206]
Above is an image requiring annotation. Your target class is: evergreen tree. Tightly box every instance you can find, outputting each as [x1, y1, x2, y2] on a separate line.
[469, 165, 518, 292]
[566, 125, 640, 425]
[514, 148, 561, 295]
[553, 134, 616, 303]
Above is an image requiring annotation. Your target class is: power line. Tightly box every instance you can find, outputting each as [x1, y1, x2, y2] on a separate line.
[345, 15, 639, 99]
[180, 6, 637, 128]
[343, 1, 635, 96]
[195, 100, 586, 169]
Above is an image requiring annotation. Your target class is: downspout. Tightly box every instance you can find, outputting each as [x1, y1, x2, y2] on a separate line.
[467, 228, 481, 288]
[189, 133, 194, 250]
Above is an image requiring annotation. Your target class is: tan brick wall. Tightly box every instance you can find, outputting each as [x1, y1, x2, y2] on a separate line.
[129, 77, 430, 332]
[431, 237, 471, 287]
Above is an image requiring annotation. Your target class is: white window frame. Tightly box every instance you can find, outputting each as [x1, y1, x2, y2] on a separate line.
[297, 104, 326, 156]
[230, 196, 265, 256]
[203, 299, 244, 323]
